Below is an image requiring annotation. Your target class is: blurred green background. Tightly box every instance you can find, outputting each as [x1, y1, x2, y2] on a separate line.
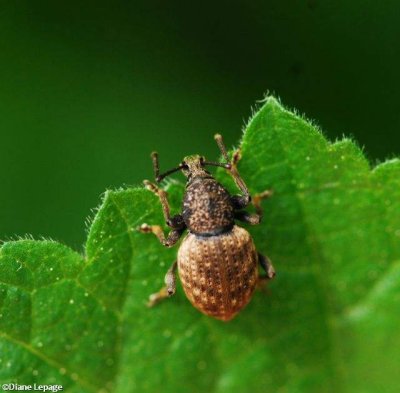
[1, 1, 399, 249]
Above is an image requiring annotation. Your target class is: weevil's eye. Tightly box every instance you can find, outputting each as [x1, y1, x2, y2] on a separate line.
[181, 162, 189, 169]
[199, 156, 205, 165]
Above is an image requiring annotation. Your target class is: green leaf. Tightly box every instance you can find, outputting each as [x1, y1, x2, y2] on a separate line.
[1, 97, 399, 392]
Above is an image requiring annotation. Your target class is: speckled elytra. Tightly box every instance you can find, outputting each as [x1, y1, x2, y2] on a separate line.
[139, 134, 275, 321]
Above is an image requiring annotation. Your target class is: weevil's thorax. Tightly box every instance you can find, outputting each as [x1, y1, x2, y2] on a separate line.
[182, 176, 234, 235]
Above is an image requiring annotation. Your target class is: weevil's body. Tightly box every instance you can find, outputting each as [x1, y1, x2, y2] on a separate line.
[178, 225, 258, 320]
[139, 135, 275, 321]
[179, 176, 258, 320]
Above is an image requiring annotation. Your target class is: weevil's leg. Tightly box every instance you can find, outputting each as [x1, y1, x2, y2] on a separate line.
[151, 151, 161, 181]
[139, 224, 184, 248]
[143, 180, 184, 229]
[214, 134, 252, 209]
[215, 134, 274, 212]
[257, 253, 276, 287]
[147, 261, 178, 307]
[165, 261, 178, 296]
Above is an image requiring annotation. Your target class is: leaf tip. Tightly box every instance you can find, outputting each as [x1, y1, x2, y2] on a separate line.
[254, 95, 284, 116]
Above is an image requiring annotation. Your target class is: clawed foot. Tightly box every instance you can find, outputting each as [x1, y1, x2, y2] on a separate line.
[232, 148, 241, 167]
[253, 189, 273, 215]
[147, 286, 174, 307]
[266, 262, 276, 279]
[138, 223, 152, 233]
[143, 179, 159, 193]
[256, 262, 276, 293]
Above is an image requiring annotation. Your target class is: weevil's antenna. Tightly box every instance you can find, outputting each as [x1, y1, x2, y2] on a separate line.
[203, 161, 231, 170]
[214, 134, 230, 163]
[156, 165, 185, 182]
[152, 152, 185, 183]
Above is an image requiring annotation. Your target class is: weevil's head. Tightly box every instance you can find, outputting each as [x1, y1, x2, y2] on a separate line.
[181, 155, 209, 181]
[154, 150, 230, 183]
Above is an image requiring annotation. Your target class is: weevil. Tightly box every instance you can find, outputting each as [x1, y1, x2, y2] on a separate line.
[139, 134, 275, 321]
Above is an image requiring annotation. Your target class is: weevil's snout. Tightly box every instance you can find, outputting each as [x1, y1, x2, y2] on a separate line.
[181, 155, 208, 179]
